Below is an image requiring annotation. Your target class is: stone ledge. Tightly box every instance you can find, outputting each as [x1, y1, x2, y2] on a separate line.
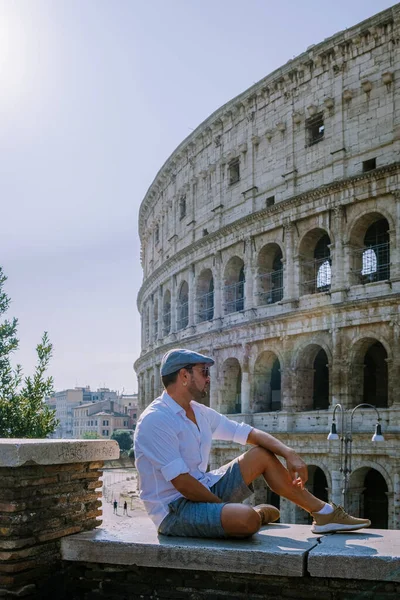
[61, 518, 400, 582]
[61, 518, 318, 577]
[308, 528, 400, 582]
[0, 439, 120, 467]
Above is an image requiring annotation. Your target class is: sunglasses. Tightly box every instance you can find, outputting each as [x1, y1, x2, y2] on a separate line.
[183, 365, 210, 378]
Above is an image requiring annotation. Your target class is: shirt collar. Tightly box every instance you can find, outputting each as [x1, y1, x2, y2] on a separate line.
[161, 390, 185, 415]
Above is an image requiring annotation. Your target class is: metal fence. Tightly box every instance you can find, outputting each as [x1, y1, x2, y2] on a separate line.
[355, 242, 390, 284]
[302, 257, 332, 295]
[224, 281, 245, 313]
[197, 291, 214, 322]
[256, 270, 283, 305]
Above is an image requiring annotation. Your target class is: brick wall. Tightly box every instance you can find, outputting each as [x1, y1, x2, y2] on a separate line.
[63, 563, 400, 600]
[0, 461, 103, 598]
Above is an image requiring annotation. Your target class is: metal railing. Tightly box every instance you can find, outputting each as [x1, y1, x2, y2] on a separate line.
[256, 270, 283, 305]
[162, 311, 171, 336]
[301, 257, 331, 295]
[224, 281, 245, 314]
[354, 242, 390, 284]
[176, 301, 189, 330]
[197, 291, 214, 322]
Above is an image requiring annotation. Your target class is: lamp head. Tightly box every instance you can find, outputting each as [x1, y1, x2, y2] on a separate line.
[327, 421, 339, 441]
[372, 422, 384, 443]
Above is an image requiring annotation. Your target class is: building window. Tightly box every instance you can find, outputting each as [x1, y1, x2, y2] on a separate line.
[363, 158, 376, 172]
[155, 224, 159, 244]
[102, 430, 109, 437]
[228, 158, 240, 185]
[306, 114, 324, 146]
[179, 195, 186, 220]
[266, 196, 275, 207]
[123, 420, 128, 427]
[102, 420, 109, 426]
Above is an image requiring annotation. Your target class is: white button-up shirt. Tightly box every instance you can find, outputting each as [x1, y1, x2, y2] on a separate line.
[134, 391, 253, 528]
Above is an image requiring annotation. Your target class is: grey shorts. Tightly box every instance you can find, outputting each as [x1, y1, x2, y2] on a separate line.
[158, 457, 254, 539]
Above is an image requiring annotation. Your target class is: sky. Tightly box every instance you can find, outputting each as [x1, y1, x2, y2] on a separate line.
[0, 0, 395, 394]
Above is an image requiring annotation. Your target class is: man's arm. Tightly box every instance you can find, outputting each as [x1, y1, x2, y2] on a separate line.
[171, 473, 223, 503]
[247, 428, 308, 488]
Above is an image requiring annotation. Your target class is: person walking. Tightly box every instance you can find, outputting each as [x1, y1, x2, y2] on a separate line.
[123, 501, 128, 515]
[113, 499, 118, 514]
[134, 348, 371, 539]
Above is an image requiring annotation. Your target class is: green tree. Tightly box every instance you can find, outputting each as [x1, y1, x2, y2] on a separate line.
[0, 267, 58, 438]
[111, 429, 133, 451]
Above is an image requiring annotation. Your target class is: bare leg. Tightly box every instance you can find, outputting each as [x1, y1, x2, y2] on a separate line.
[220, 503, 262, 537]
[238, 447, 325, 514]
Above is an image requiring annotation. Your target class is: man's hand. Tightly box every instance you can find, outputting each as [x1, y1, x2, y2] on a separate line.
[285, 450, 308, 490]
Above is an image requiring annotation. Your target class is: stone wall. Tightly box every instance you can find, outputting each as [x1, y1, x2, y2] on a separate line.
[63, 564, 400, 600]
[0, 439, 119, 599]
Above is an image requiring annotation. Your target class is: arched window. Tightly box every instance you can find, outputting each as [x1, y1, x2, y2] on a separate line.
[313, 349, 329, 410]
[177, 281, 189, 330]
[162, 290, 171, 336]
[361, 219, 390, 283]
[224, 257, 245, 314]
[363, 341, 388, 408]
[256, 244, 284, 305]
[314, 235, 331, 291]
[300, 230, 331, 295]
[197, 270, 214, 322]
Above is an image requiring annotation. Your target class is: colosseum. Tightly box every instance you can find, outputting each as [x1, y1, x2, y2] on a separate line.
[135, 5, 400, 529]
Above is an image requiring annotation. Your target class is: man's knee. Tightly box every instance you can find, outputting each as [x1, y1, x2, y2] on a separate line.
[222, 504, 261, 536]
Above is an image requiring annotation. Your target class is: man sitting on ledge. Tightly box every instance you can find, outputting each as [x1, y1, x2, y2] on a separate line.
[134, 349, 370, 539]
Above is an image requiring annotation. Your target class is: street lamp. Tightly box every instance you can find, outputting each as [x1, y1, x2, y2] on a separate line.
[327, 403, 385, 509]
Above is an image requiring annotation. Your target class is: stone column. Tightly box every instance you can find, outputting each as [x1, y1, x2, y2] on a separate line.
[148, 296, 154, 346]
[391, 191, 400, 281]
[209, 361, 219, 410]
[157, 287, 163, 340]
[170, 276, 177, 334]
[392, 472, 400, 530]
[0, 439, 119, 598]
[282, 221, 296, 301]
[331, 205, 346, 302]
[188, 264, 195, 327]
[241, 373, 251, 414]
[213, 252, 222, 321]
[330, 469, 343, 506]
[154, 365, 161, 398]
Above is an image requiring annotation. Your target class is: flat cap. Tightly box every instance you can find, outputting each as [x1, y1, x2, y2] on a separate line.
[160, 348, 214, 376]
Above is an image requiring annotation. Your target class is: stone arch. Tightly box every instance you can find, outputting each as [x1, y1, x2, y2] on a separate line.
[299, 228, 332, 295]
[253, 351, 281, 412]
[162, 289, 171, 336]
[220, 358, 242, 414]
[294, 342, 332, 411]
[348, 212, 391, 284]
[223, 256, 245, 314]
[349, 466, 389, 528]
[256, 243, 284, 305]
[176, 281, 189, 330]
[196, 268, 214, 322]
[350, 337, 389, 408]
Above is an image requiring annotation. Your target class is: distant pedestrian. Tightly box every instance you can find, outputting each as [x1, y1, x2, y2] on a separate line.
[113, 500, 118, 514]
[123, 501, 128, 515]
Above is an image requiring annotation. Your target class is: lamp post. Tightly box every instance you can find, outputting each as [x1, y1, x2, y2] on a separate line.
[327, 403, 384, 510]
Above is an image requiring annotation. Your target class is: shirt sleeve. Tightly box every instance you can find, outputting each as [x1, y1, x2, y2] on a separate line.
[200, 405, 253, 445]
[134, 415, 189, 482]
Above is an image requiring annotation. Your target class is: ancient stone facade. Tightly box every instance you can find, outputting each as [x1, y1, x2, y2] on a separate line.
[135, 6, 400, 529]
